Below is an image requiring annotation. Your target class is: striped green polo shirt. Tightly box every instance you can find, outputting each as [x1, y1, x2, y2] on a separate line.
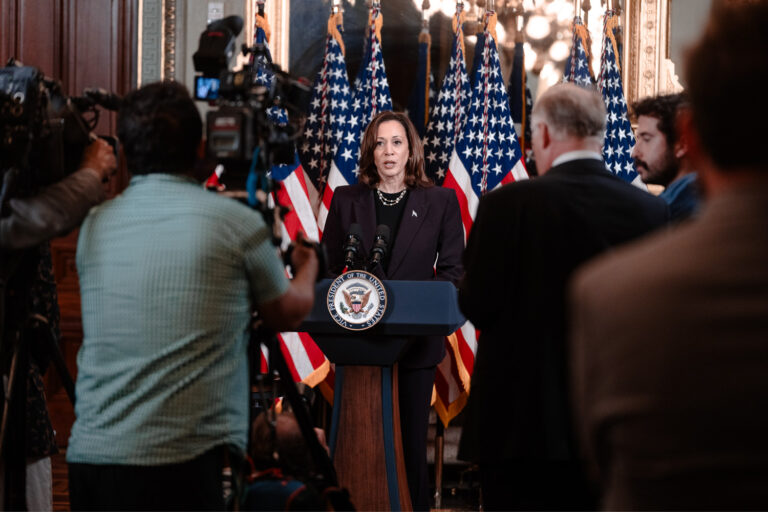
[67, 173, 288, 465]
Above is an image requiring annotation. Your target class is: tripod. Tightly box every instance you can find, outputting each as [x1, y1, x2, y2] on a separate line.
[1, 248, 76, 511]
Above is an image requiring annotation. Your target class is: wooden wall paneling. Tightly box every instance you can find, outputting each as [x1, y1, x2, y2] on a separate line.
[65, 0, 116, 128]
[0, 0, 19, 65]
[8, 0, 63, 77]
[113, 0, 138, 194]
[65, 0, 137, 194]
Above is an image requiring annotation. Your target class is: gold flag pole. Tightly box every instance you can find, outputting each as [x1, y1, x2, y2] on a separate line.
[582, 0, 591, 29]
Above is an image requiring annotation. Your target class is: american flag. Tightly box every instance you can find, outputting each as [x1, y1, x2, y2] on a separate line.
[299, 12, 351, 191]
[317, 1, 392, 232]
[268, 156, 330, 390]
[422, 5, 473, 426]
[563, 17, 594, 87]
[251, 6, 330, 391]
[252, 6, 275, 87]
[471, 29, 485, 83]
[508, 40, 533, 164]
[406, 27, 435, 138]
[434, 11, 528, 428]
[445, 10, 528, 238]
[423, 5, 471, 185]
[599, 10, 643, 186]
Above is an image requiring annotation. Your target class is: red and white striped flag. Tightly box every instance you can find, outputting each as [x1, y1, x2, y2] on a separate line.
[434, 10, 528, 426]
[254, 6, 331, 392]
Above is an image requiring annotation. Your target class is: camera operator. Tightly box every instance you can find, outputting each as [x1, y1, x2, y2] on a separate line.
[0, 138, 116, 250]
[65, 81, 318, 511]
[0, 137, 115, 511]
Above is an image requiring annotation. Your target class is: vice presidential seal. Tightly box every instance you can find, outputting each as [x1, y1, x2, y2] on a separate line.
[327, 271, 387, 331]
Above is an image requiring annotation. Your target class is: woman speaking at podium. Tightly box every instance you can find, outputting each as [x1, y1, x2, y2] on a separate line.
[322, 111, 464, 509]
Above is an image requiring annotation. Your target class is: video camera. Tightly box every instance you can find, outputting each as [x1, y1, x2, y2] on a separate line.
[192, 15, 311, 179]
[192, 14, 322, 274]
[0, 59, 118, 200]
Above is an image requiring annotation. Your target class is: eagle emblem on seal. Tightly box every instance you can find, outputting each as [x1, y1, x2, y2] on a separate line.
[342, 285, 372, 314]
[327, 271, 387, 331]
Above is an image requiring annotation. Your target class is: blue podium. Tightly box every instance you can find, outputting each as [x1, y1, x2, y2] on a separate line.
[301, 279, 465, 511]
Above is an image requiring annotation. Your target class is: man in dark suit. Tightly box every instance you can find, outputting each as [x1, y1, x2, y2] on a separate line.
[457, 83, 668, 510]
[570, 2, 768, 509]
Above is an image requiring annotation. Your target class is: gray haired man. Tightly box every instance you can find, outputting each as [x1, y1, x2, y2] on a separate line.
[458, 83, 668, 510]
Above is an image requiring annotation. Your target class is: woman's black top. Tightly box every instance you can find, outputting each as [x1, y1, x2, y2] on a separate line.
[373, 188, 410, 273]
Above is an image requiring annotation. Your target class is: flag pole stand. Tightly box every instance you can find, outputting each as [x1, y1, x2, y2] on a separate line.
[434, 419, 445, 508]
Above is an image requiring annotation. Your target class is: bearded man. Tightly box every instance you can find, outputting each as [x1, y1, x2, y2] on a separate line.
[631, 93, 699, 221]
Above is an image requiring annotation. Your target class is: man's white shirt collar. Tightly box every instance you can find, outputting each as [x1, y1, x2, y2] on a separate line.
[551, 150, 603, 168]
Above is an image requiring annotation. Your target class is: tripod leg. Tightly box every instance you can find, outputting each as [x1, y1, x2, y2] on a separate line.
[0, 332, 29, 510]
[265, 334, 339, 486]
[41, 323, 75, 405]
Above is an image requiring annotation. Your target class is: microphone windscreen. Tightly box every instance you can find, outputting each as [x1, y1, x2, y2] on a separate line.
[375, 224, 390, 243]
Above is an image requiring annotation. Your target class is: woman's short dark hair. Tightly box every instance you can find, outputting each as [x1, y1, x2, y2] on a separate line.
[358, 111, 432, 189]
[117, 81, 202, 175]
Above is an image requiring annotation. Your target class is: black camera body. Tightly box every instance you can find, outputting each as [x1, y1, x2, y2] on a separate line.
[0, 61, 92, 194]
[192, 15, 310, 177]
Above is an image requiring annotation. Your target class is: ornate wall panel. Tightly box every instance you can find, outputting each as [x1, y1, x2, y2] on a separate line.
[139, 0, 163, 84]
[626, 0, 683, 104]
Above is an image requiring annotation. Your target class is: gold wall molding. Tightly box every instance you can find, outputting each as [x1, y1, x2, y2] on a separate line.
[243, 0, 289, 69]
[627, 0, 683, 104]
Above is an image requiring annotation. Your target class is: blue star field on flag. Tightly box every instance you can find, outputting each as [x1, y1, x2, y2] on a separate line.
[423, 8, 472, 185]
[252, 15, 274, 87]
[564, 17, 594, 87]
[451, 15, 526, 197]
[470, 29, 485, 89]
[299, 33, 352, 188]
[599, 11, 638, 184]
[318, 2, 392, 230]
[336, 1, 392, 183]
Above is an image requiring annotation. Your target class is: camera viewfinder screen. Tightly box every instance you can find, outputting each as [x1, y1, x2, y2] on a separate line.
[195, 76, 220, 100]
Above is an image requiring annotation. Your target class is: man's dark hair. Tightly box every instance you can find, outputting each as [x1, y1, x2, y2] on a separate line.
[685, 0, 768, 170]
[117, 81, 202, 175]
[631, 93, 687, 149]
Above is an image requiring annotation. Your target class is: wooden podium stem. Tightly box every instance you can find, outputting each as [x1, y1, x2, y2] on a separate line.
[331, 364, 412, 510]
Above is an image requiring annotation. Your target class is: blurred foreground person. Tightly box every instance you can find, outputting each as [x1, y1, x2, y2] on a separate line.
[66, 81, 318, 510]
[570, 1, 768, 509]
[458, 83, 668, 510]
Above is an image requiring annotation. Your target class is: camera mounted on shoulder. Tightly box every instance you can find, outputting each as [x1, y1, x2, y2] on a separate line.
[0, 59, 119, 205]
[191, 15, 323, 276]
